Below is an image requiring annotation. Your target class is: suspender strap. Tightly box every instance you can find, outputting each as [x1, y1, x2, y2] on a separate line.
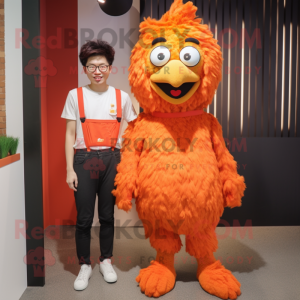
[112, 88, 121, 151]
[77, 87, 86, 123]
[77, 87, 90, 151]
[115, 88, 122, 122]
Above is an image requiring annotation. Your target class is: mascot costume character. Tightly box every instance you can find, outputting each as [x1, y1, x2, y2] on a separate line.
[112, 0, 246, 299]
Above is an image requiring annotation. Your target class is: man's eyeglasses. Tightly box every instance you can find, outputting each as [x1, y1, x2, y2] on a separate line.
[86, 64, 110, 73]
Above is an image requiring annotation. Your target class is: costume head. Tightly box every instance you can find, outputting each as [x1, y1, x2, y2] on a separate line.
[129, 0, 223, 113]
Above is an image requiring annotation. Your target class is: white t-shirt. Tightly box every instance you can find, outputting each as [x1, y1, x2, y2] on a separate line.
[61, 85, 138, 150]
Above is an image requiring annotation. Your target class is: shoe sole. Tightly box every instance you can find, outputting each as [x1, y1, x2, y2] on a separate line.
[99, 268, 117, 283]
[74, 271, 92, 291]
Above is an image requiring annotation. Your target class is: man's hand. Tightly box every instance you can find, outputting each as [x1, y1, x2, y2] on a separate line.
[67, 169, 78, 191]
[65, 119, 77, 191]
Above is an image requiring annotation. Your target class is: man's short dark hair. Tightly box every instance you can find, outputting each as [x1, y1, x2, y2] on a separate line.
[79, 39, 115, 67]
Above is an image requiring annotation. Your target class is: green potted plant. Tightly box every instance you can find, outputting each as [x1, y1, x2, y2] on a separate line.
[0, 135, 20, 168]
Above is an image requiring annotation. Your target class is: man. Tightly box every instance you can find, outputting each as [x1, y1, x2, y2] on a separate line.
[61, 39, 137, 290]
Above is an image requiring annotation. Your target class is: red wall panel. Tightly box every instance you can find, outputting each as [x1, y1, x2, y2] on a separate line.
[41, 0, 78, 227]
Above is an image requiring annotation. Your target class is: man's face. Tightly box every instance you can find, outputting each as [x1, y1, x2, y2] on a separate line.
[83, 55, 112, 85]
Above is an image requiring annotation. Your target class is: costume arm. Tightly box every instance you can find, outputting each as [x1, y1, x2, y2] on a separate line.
[210, 115, 246, 208]
[112, 116, 144, 212]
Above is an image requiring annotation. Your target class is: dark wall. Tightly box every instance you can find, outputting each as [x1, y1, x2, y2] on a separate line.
[223, 137, 300, 226]
[22, 0, 44, 286]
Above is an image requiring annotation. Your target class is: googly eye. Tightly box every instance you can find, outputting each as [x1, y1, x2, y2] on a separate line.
[179, 46, 201, 67]
[150, 46, 171, 67]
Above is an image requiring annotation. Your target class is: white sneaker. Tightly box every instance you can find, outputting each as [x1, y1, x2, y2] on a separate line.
[74, 264, 92, 291]
[99, 258, 117, 283]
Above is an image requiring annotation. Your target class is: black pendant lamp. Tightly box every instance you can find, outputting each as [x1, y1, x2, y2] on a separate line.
[97, 0, 133, 16]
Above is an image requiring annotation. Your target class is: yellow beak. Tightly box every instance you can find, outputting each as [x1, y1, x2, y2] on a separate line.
[150, 60, 200, 104]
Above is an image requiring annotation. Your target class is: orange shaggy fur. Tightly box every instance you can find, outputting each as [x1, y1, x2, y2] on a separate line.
[112, 0, 246, 299]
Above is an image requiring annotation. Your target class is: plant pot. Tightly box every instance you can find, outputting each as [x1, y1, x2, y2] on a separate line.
[0, 153, 20, 168]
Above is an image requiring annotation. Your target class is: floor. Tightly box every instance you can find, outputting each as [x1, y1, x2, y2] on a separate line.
[20, 226, 300, 300]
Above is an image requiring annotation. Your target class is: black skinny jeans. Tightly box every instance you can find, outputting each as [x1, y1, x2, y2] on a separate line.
[73, 147, 121, 265]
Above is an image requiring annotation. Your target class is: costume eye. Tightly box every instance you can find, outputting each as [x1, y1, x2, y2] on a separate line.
[179, 46, 201, 67]
[150, 46, 171, 67]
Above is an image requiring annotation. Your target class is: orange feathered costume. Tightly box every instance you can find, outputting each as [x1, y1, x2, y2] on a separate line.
[112, 1, 246, 299]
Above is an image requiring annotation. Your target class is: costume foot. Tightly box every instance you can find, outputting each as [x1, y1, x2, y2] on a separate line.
[136, 260, 176, 297]
[198, 260, 241, 300]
